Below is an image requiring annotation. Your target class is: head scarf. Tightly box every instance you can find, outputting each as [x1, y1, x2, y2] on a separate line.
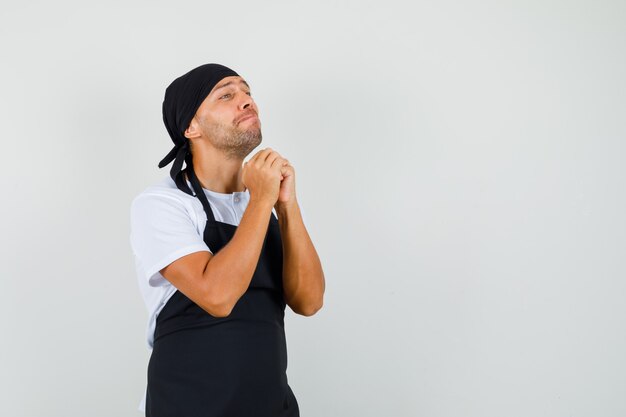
[158, 63, 239, 195]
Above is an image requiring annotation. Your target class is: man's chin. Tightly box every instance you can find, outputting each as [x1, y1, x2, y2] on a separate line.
[235, 128, 262, 155]
[243, 121, 261, 133]
[240, 126, 262, 142]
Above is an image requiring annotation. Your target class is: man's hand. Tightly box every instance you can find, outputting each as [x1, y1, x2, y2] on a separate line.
[243, 147, 296, 209]
[277, 158, 296, 208]
[241, 148, 286, 207]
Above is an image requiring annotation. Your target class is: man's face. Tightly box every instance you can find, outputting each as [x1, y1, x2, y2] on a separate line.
[188, 75, 262, 159]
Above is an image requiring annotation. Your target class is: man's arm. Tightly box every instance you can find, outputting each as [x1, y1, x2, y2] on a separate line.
[160, 198, 275, 317]
[276, 199, 325, 316]
[160, 148, 284, 318]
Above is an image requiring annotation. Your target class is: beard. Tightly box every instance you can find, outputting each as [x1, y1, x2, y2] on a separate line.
[201, 119, 263, 160]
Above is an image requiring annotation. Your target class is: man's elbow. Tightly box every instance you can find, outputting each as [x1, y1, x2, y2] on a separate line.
[202, 286, 236, 318]
[292, 298, 324, 317]
[201, 299, 234, 318]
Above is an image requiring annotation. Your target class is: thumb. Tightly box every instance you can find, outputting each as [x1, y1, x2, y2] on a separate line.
[241, 161, 247, 184]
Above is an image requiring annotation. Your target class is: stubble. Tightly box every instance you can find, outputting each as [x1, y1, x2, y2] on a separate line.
[201, 119, 263, 160]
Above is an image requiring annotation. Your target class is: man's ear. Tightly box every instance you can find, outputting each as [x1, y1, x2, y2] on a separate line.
[184, 117, 201, 139]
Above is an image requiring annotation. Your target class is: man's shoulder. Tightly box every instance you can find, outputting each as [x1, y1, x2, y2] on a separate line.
[131, 176, 196, 212]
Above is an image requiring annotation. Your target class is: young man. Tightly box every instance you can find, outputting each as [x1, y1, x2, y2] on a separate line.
[130, 63, 325, 417]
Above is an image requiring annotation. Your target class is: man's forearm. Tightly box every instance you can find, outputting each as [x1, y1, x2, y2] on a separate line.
[204, 199, 274, 311]
[276, 200, 325, 316]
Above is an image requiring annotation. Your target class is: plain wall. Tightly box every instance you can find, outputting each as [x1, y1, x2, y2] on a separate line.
[1, 1, 625, 416]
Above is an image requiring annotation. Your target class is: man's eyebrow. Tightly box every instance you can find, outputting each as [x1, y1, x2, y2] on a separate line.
[212, 79, 250, 94]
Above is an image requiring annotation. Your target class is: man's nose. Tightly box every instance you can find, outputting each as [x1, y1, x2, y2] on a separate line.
[238, 92, 255, 111]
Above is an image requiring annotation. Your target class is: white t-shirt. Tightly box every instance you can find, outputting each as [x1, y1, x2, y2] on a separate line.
[129, 175, 304, 413]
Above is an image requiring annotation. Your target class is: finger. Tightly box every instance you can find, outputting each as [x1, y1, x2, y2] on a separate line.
[265, 152, 281, 167]
[270, 156, 286, 169]
[258, 147, 278, 163]
[249, 147, 273, 163]
[280, 164, 294, 175]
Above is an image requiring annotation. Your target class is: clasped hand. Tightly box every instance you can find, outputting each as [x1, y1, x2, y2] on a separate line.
[241, 148, 296, 208]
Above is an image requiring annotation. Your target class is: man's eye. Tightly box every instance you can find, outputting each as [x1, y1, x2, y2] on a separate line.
[220, 93, 231, 99]
[246, 91, 252, 96]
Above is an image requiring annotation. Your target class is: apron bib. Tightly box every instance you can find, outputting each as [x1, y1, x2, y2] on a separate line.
[146, 167, 299, 417]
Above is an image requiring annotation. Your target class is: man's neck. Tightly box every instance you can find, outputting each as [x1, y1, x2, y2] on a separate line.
[188, 151, 246, 194]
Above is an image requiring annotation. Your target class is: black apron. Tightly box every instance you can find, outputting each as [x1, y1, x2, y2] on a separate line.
[146, 168, 300, 417]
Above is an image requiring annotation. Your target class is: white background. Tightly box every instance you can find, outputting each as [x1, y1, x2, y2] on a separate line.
[1, 1, 625, 416]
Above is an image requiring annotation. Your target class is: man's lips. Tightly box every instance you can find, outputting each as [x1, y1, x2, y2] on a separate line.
[236, 112, 258, 125]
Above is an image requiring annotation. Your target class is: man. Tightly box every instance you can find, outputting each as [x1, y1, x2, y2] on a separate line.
[130, 63, 325, 417]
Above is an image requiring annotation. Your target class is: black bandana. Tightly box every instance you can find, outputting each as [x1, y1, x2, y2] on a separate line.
[158, 63, 239, 195]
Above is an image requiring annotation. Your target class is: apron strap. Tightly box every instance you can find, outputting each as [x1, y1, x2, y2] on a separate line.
[185, 163, 217, 224]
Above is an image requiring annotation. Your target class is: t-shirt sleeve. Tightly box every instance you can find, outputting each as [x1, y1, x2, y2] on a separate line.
[130, 193, 212, 287]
